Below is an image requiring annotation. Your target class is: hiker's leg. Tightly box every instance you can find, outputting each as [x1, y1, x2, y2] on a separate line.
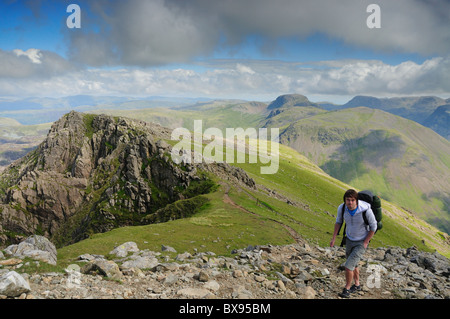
[344, 267, 353, 289]
[344, 239, 366, 289]
[354, 266, 360, 286]
[345, 240, 365, 269]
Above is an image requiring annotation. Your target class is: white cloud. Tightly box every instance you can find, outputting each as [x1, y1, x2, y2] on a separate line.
[0, 57, 449, 101]
[236, 64, 255, 75]
[311, 57, 450, 96]
[63, 0, 450, 67]
[13, 49, 43, 64]
[66, 0, 218, 66]
[3, 1, 446, 102]
[0, 49, 75, 79]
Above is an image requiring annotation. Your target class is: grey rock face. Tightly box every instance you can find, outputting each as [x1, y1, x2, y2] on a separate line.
[0, 111, 255, 246]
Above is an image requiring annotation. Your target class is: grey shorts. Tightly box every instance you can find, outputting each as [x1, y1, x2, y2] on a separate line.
[345, 239, 366, 271]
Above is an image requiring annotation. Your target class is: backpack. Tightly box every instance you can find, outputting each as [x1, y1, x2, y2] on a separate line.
[338, 190, 383, 247]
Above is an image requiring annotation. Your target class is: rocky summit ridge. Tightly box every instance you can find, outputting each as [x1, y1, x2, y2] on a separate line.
[0, 111, 255, 247]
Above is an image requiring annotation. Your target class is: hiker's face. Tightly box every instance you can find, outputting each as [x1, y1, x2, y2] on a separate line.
[345, 197, 357, 210]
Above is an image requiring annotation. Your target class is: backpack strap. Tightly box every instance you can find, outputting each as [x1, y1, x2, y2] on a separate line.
[362, 209, 378, 234]
[338, 204, 347, 247]
[339, 224, 347, 247]
[362, 210, 368, 225]
[337, 204, 345, 235]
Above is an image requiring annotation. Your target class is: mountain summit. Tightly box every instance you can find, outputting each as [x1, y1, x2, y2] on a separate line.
[263, 94, 324, 128]
[342, 95, 447, 134]
[267, 94, 319, 110]
[0, 111, 254, 247]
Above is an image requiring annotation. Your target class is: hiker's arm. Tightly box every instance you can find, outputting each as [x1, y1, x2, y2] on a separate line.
[331, 204, 344, 247]
[363, 230, 375, 248]
[330, 223, 342, 247]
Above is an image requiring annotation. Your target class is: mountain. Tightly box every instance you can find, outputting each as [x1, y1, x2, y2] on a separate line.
[90, 99, 268, 132]
[0, 94, 449, 241]
[279, 106, 450, 233]
[0, 118, 51, 169]
[423, 104, 450, 140]
[0, 96, 209, 125]
[267, 94, 320, 110]
[0, 111, 255, 247]
[1, 111, 448, 258]
[341, 95, 449, 139]
[342, 96, 384, 109]
[342, 95, 446, 122]
[263, 94, 325, 128]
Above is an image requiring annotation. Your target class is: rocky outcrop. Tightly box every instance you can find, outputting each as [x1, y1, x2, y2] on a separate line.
[3, 235, 57, 265]
[0, 112, 255, 247]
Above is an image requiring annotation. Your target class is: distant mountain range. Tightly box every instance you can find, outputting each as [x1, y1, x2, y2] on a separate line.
[423, 104, 450, 140]
[319, 95, 450, 140]
[1, 94, 448, 141]
[274, 107, 449, 233]
[1, 111, 448, 259]
[0, 95, 211, 125]
[0, 93, 449, 234]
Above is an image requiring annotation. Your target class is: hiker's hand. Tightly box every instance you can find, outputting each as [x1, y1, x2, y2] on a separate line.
[330, 238, 335, 247]
[363, 241, 369, 249]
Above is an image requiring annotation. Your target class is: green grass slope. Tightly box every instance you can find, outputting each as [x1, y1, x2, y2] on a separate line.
[279, 107, 450, 234]
[1, 105, 448, 267]
[89, 100, 266, 132]
[57, 139, 449, 268]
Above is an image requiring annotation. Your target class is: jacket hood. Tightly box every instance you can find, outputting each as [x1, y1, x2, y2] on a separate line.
[358, 200, 371, 210]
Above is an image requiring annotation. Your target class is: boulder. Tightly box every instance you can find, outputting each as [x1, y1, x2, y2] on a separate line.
[121, 256, 159, 270]
[161, 245, 177, 253]
[204, 280, 220, 292]
[81, 259, 123, 280]
[0, 271, 31, 297]
[297, 286, 316, 299]
[0, 258, 22, 266]
[109, 242, 139, 258]
[176, 287, 212, 298]
[5, 235, 57, 265]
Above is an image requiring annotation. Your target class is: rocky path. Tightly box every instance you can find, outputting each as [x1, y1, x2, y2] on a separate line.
[1, 236, 449, 301]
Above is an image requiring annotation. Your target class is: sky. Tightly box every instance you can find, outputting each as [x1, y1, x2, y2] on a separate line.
[0, 0, 450, 104]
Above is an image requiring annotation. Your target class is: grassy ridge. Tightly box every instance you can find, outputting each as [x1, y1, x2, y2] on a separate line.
[57, 181, 292, 267]
[57, 139, 449, 267]
[90, 102, 264, 132]
[232, 144, 446, 252]
[1, 101, 448, 235]
[1, 107, 448, 266]
[279, 107, 450, 234]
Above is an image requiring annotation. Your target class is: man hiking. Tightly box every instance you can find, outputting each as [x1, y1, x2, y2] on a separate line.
[330, 189, 377, 298]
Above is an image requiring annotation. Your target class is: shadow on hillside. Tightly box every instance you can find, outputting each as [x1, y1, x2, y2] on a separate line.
[320, 130, 405, 183]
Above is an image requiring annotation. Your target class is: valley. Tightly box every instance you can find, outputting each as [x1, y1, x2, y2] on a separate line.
[0, 110, 448, 260]
[2, 93, 448, 234]
[0, 94, 448, 258]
